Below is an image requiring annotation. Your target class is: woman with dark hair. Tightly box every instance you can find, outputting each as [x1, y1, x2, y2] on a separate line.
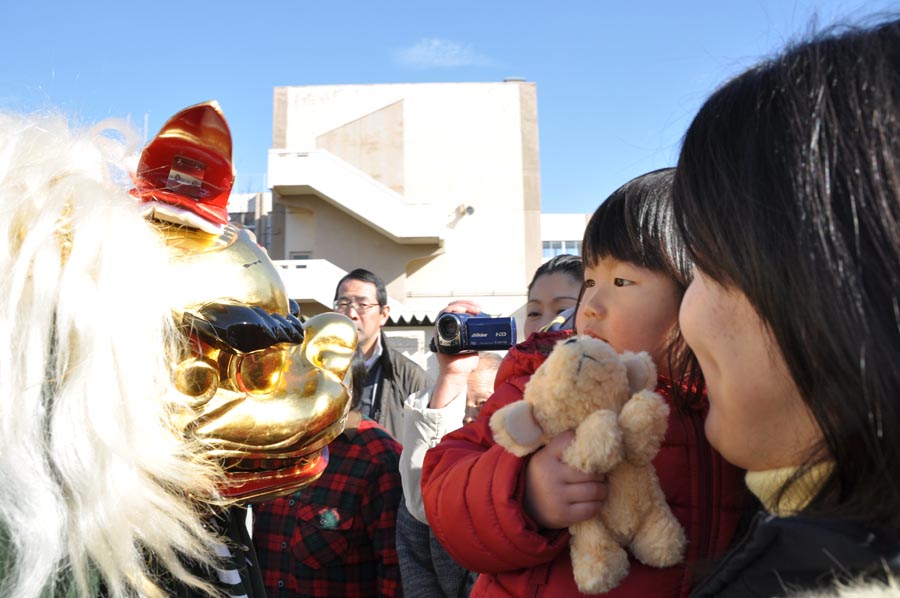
[524, 253, 583, 334]
[673, 18, 900, 597]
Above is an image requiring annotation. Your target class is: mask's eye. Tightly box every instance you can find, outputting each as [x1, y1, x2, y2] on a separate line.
[233, 348, 286, 394]
[173, 357, 220, 406]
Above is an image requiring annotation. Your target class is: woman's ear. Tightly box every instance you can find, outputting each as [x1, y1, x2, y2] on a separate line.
[622, 351, 657, 393]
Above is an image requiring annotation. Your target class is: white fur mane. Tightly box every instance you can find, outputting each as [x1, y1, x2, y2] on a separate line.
[0, 112, 223, 597]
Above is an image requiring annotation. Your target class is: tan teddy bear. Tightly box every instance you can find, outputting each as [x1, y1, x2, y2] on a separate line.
[489, 335, 685, 594]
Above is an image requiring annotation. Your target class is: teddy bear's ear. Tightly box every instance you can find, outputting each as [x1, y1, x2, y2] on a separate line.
[622, 351, 657, 393]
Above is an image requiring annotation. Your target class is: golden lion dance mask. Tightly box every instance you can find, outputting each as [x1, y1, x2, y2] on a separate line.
[133, 101, 356, 503]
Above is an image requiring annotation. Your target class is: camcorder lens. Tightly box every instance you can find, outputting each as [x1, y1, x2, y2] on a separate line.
[438, 315, 460, 340]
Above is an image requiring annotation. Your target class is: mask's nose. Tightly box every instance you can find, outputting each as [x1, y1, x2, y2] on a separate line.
[300, 312, 358, 380]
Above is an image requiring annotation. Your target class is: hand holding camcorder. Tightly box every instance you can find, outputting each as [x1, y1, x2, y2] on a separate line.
[430, 312, 517, 354]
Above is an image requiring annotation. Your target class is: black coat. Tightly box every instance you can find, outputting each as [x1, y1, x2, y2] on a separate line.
[372, 332, 430, 438]
[690, 512, 900, 597]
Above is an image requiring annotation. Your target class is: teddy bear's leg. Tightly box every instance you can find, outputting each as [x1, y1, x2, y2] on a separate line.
[628, 475, 686, 568]
[570, 517, 630, 594]
[618, 390, 670, 465]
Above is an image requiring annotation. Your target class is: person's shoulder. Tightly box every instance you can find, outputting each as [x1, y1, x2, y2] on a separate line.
[749, 515, 900, 571]
[493, 329, 572, 387]
[513, 328, 573, 365]
[768, 514, 899, 547]
[384, 343, 429, 385]
[694, 514, 900, 597]
[381, 338, 424, 369]
[391, 347, 425, 371]
[519, 328, 574, 354]
[355, 418, 402, 452]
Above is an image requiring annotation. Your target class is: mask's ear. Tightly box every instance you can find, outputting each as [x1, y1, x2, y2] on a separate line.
[622, 351, 657, 393]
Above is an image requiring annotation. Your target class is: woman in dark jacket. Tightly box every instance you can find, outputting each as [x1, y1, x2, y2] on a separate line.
[672, 18, 900, 597]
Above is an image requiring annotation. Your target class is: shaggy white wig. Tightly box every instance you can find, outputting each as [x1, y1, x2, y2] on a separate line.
[790, 576, 900, 597]
[0, 112, 223, 597]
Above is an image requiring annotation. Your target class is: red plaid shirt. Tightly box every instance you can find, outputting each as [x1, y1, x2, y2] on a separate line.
[253, 418, 404, 597]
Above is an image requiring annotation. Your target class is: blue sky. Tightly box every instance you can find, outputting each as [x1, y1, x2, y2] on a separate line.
[2, 1, 896, 214]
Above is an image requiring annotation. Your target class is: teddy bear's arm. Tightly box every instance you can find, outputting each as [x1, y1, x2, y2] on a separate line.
[618, 389, 670, 465]
[489, 401, 545, 457]
[562, 410, 623, 474]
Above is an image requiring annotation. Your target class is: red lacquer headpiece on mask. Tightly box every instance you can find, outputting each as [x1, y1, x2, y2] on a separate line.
[132, 101, 234, 234]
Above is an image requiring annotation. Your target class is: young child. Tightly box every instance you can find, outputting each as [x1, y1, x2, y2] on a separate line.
[396, 254, 583, 598]
[672, 19, 900, 596]
[421, 168, 746, 597]
[254, 348, 405, 597]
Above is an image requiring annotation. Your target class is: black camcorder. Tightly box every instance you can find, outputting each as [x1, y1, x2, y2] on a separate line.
[430, 312, 517, 354]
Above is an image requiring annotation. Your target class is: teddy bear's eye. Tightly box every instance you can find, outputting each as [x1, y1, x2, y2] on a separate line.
[564, 338, 578, 345]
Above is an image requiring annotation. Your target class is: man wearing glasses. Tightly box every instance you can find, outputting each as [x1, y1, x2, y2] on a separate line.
[333, 268, 430, 437]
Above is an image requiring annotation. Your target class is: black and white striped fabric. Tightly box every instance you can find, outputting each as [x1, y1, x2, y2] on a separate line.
[156, 507, 266, 598]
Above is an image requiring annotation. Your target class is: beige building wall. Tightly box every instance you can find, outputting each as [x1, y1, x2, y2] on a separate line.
[317, 100, 405, 195]
[270, 81, 543, 334]
[278, 194, 440, 307]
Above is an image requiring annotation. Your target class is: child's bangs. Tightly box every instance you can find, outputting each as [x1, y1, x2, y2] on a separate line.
[582, 195, 676, 276]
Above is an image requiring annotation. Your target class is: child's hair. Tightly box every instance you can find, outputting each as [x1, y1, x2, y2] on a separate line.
[527, 254, 584, 296]
[582, 168, 690, 286]
[580, 167, 701, 407]
[349, 348, 367, 411]
[672, 19, 900, 531]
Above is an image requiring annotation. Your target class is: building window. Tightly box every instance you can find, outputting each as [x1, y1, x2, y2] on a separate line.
[289, 251, 312, 260]
[542, 240, 581, 258]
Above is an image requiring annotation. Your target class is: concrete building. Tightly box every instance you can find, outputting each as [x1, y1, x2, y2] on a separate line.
[230, 81, 586, 375]
[540, 213, 590, 259]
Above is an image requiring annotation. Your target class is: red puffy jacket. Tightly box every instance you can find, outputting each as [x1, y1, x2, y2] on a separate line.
[421, 329, 748, 598]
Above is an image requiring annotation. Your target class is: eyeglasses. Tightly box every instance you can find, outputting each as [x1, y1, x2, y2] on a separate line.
[333, 300, 381, 314]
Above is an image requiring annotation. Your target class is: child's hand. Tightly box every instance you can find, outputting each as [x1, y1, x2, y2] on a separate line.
[523, 430, 608, 529]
